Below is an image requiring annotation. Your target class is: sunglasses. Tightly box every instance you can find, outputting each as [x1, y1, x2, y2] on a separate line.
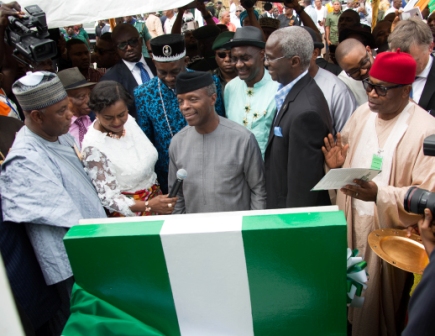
[362, 78, 406, 97]
[216, 51, 231, 59]
[117, 37, 140, 51]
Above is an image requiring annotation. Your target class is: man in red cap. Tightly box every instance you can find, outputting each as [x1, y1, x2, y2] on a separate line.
[323, 50, 435, 336]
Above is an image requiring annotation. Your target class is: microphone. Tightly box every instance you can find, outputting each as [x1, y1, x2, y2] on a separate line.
[168, 169, 187, 198]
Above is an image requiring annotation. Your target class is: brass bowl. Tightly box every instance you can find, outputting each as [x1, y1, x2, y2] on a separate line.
[368, 228, 429, 274]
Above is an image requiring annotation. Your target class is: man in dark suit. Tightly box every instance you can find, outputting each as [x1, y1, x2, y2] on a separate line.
[264, 26, 332, 209]
[101, 23, 156, 119]
[388, 18, 435, 114]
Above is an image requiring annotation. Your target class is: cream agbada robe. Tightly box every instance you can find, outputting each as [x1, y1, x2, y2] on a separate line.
[337, 102, 435, 336]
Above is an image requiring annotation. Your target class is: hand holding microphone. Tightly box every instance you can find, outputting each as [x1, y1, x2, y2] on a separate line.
[169, 168, 187, 198]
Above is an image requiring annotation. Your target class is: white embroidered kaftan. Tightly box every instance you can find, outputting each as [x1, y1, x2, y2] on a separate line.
[81, 115, 158, 217]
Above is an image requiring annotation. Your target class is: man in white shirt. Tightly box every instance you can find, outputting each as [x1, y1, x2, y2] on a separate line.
[388, 18, 435, 114]
[314, 0, 327, 57]
[383, 0, 402, 18]
[303, 0, 318, 25]
[164, 9, 177, 34]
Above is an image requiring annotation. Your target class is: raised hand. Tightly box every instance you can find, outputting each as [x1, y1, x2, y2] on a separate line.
[0, 2, 24, 27]
[321, 133, 349, 169]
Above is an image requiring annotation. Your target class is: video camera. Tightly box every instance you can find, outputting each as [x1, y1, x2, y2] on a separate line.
[404, 135, 435, 215]
[5, 5, 57, 64]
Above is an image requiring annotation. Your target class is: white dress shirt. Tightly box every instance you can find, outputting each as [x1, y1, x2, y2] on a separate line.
[413, 55, 433, 105]
[164, 15, 177, 34]
[122, 56, 154, 86]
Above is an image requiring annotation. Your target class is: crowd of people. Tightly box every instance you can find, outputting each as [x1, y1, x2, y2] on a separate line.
[1, 0, 435, 335]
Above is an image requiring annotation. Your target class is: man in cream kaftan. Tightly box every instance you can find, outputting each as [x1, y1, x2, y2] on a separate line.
[337, 102, 435, 336]
[326, 51, 435, 336]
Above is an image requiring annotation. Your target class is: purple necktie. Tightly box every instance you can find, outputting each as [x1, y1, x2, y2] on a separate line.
[75, 118, 87, 144]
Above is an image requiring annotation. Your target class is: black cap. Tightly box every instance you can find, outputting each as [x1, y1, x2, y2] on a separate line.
[151, 34, 186, 62]
[223, 26, 265, 49]
[176, 71, 214, 94]
[302, 27, 324, 50]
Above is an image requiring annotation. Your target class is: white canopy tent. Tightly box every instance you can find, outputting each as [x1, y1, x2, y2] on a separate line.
[17, 0, 192, 28]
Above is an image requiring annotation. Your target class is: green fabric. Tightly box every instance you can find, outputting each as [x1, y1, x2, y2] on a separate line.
[242, 212, 347, 335]
[325, 11, 341, 45]
[64, 221, 181, 336]
[132, 21, 151, 58]
[430, 0, 435, 13]
[63, 283, 165, 336]
[75, 27, 90, 49]
[224, 70, 279, 158]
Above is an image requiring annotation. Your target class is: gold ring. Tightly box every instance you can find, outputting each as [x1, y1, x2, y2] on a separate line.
[168, 203, 172, 208]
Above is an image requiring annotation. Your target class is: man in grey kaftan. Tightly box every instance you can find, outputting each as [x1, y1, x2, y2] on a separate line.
[1, 127, 107, 285]
[0, 72, 106, 331]
[168, 71, 266, 214]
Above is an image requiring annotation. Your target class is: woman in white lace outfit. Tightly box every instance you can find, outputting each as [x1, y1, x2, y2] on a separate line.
[81, 80, 177, 216]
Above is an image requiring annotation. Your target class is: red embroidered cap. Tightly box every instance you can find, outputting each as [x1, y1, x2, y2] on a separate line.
[369, 49, 417, 85]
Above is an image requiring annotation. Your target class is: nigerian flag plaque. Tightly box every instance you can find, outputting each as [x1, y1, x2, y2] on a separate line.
[63, 207, 347, 336]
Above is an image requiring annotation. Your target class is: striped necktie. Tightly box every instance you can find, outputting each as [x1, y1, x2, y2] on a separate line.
[136, 62, 151, 84]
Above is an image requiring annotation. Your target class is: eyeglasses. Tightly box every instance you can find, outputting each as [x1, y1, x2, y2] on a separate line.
[216, 51, 231, 59]
[264, 54, 288, 63]
[345, 50, 372, 78]
[230, 49, 261, 64]
[117, 37, 140, 51]
[362, 78, 406, 97]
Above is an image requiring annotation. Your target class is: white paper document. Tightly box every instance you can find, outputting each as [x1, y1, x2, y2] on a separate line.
[311, 168, 381, 191]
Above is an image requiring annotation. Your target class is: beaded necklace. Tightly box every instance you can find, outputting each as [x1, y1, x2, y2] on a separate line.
[158, 78, 174, 137]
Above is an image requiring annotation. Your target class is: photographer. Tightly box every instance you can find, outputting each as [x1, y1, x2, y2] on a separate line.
[0, 1, 22, 106]
[403, 209, 435, 336]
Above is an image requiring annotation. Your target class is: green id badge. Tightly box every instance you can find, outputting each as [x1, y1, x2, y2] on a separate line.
[370, 154, 383, 170]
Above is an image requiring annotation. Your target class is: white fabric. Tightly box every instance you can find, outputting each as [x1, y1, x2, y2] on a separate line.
[338, 71, 368, 106]
[164, 14, 177, 34]
[18, 0, 193, 28]
[412, 55, 433, 105]
[383, 6, 403, 18]
[350, 103, 412, 216]
[160, 214, 254, 336]
[81, 116, 158, 216]
[18, 71, 45, 85]
[0, 256, 25, 336]
[315, 6, 327, 33]
[304, 5, 318, 26]
[122, 56, 154, 86]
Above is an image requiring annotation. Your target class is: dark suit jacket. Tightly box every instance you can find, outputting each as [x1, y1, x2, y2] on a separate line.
[265, 73, 332, 209]
[101, 58, 156, 119]
[419, 56, 435, 115]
